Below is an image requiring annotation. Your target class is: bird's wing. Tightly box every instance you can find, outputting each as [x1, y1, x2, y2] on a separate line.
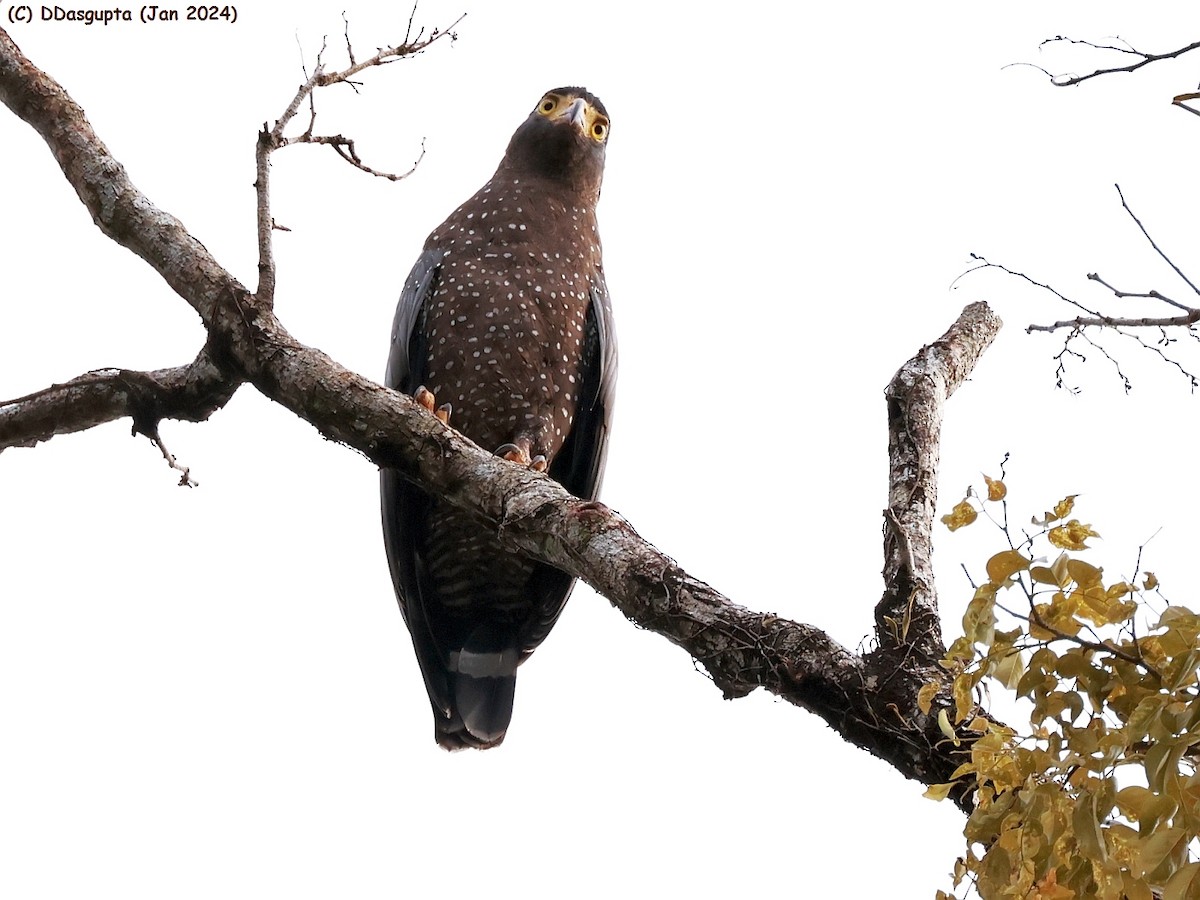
[380, 249, 453, 718]
[521, 272, 617, 655]
[548, 269, 617, 501]
[385, 248, 442, 391]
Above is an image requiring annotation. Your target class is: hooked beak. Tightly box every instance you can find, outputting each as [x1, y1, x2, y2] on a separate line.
[561, 97, 588, 130]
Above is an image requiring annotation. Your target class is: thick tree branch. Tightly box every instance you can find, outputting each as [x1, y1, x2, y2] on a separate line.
[877, 302, 1001, 654]
[0, 345, 238, 451]
[1, 25, 1002, 809]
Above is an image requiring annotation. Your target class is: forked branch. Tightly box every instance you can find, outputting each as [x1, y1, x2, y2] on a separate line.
[255, 14, 461, 302]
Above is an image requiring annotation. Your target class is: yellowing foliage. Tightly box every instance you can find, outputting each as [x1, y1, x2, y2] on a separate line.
[936, 486, 1194, 900]
[943, 499, 979, 532]
[983, 474, 1007, 502]
[1048, 519, 1102, 551]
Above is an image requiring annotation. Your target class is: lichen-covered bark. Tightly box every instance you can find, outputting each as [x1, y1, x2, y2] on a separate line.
[0, 345, 236, 448]
[0, 25, 1002, 810]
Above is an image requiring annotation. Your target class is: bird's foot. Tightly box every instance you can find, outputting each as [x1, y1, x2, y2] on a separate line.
[495, 440, 547, 473]
[414, 385, 452, 425]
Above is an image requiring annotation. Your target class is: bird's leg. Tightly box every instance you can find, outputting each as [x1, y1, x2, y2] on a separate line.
[414, 385, 452, 425]
[495, 437, 547, 473]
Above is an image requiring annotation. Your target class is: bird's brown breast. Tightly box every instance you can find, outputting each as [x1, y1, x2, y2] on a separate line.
[421, 176, 601, 461]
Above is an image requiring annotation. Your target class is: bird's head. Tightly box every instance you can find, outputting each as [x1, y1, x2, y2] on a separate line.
[501, 87, 609, 197]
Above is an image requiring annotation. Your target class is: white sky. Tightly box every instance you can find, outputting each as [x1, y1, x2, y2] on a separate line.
[4, 2, 1200, 897]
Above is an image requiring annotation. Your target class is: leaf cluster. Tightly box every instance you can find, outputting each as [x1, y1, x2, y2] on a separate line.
[932, 481, 1200, 899]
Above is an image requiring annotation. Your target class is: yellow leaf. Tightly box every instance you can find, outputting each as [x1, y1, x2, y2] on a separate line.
[1066, 558, 1103, 588]
[944, 635, 976, 666]
[942, 499, 978, 532]
[1103, 597, 1137, 625]
[1050, 552, 1071, 587]
[1030, 592, 1081, 639]
[953, 670, 978, 723]
[1116, 784, 1177, 829]
[966, 715, 990, 733]
[963, 584, 997, 646]
[1048, 520, 1101, 551]
[1032, 495, 1077, 526]
[1031, 565, 1063, 587]
[1164, 863, 1200, 900]
[939, 708, 960, 745]
[1072, 790, 1107, 862]
[1053, 495, 1078, 520]
[986, 549, 1030, 583]
[1106, 582, 1132, 601]
[917, 680, 939, 715]
[1142, 828, 1189, 882]
[923, 781, 957, 801]
[1144, 572, 1159, 590]
[983, 474, 1007, 501]
[992, 649, 1025, 690]
[1124, 695, 1167, 744]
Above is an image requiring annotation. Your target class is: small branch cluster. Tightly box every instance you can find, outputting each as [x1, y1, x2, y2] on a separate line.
[964, 185, 1200, 392]
[255, 13, 462, 303]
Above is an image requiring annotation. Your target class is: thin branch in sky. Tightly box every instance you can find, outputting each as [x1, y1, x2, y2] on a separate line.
[1115, 184, 1200, 298]
[1007, 35, 1200, 87]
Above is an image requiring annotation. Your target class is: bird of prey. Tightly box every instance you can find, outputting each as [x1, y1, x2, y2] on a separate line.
[380, 87, 616, 749]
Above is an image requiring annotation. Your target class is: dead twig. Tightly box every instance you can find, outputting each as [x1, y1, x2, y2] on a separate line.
[253, 10, 463, 302]
[1006, 35, 1200, 87]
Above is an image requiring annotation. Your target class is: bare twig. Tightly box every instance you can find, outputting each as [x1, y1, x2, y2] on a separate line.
[143, 423, 198, 487]
[1116, 184, 1200, 298]
[342, 11, 356, 66]
[1087, 273, 1190, 312]
[962, 254, 1101, 319]
[253, 14, 461, 301]
[295, 133, 427, 180]
[1077, 329, 1132, 393]
[1008, 36, 1200, 87]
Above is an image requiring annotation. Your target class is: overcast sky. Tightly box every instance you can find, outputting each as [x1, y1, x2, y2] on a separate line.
[4, 3, 1200, 897]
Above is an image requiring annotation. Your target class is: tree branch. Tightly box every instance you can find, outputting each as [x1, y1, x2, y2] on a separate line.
[878, 301, 1002, 659]
[255, 19, 459, 303]
[0, 24, 1003, 809]
[0, 345, 237, 452]
[968, 183, 1200, 391]
[1012, 36, 1200, 87]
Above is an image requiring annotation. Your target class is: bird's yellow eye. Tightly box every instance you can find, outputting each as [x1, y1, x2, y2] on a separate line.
[591, 120, 608, 142]
[538, 95, 559, 116]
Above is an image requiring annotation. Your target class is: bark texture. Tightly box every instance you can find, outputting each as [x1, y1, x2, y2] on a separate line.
[0, 26, 1002, 808]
